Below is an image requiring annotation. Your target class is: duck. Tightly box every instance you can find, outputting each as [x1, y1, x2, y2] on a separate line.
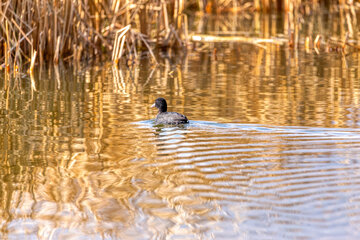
[151, 98, 189, 125]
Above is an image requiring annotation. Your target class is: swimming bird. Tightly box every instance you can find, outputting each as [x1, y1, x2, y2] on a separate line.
[151, 98, 189, 125]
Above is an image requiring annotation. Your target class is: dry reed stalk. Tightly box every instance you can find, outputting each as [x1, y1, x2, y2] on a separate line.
[314, 34, 322, 54]
[53, 1, 58, 58]
[183, 14, 189, 46]
[8, 29, 34, 53]
[283, 0, 289, 11]
[174, 0, 179, 22]
[112, 25, 131, 64]
[63, 0, 74, 53]
[5, 75, 10, 110]
[345, 12, 354, 37]
[314, 35, 322, 49]
[13, 41, 20, 77]
[54, 36, 61, 64]
[287, 12, 294, 48]
[262, 0, 270, 12]
[4, 43, 9, 73]
[254, 0, 260, 11]
[342, 32, 349, 50]
[5, 20, 10, 73]
[10, 18, 32, 47]
[30, 50, 37, 74]
[349, 1, 357, 27]
[162, 1, 170, 35]
[4, 43, 9, 90]
[139, 33, 158, 64]
[175, 0, 184, 29]
[305, 36, 311, 53]
[171, 26, 184, 48]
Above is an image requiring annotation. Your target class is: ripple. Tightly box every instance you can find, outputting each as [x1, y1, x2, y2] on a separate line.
[129, 121, 360, 238]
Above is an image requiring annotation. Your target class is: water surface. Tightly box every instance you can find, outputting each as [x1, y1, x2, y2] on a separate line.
[1, 11, 360, 240]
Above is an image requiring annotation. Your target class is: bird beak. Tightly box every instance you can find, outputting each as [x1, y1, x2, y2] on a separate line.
[151, 103, 155, 108]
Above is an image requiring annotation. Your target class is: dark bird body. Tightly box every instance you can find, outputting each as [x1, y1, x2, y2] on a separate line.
[151, 98, 189, 125]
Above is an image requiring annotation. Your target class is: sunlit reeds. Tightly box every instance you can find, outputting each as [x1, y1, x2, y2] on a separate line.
[0, 0, 359, 75]
[112, 25, 131, 64]
[0, 0, 188, 73]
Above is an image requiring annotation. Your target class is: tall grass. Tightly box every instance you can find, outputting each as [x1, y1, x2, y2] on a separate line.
[199, 0, 359, 13]
[0, 0, 358, 73]
[0, 0, 188, 72]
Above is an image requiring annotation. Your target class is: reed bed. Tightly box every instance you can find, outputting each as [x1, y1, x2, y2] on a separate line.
[198, 0, 360, 13]
[0, 0, 359, 74]
[0, 0, 188, 73]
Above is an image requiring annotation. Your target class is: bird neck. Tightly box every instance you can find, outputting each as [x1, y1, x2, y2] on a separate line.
[159, 106, 167, 113]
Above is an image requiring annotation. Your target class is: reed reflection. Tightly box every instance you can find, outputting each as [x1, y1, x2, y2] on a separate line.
[0, 11, 360, 239]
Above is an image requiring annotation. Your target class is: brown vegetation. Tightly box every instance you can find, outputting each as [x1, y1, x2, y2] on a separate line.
[0, 0, 188, 73]
[0, 0, 359, 73]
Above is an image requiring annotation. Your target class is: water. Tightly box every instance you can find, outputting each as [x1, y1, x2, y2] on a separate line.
[1, 12, 360, 239]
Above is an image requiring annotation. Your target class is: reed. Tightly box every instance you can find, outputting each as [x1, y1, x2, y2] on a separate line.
[0, 0, 188, 72]
[197, 0, 359, 13]
[0, 0, 359, 74]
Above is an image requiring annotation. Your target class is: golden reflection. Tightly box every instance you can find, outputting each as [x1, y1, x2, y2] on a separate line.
[1, 11, 360, 239]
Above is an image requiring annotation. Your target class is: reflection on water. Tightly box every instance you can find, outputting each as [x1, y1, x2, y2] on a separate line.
[1, 11, 360, 240]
